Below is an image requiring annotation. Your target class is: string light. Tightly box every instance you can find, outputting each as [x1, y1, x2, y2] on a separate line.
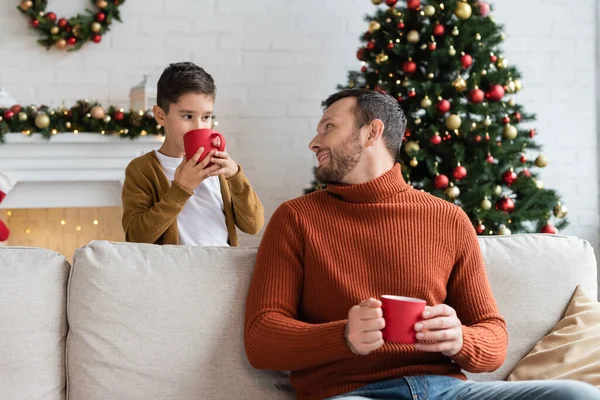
[76, 226, 82, 231]
[25, 228, 31, 234]
[93, 220, 98, 225]
[61, 220, 66, 225]
[6, 211, 11, 217]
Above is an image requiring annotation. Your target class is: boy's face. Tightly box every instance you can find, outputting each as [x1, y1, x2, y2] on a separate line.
[153, 92, 214, 149]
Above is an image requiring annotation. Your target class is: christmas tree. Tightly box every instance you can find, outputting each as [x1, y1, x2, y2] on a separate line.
[305, 0, 568, 236]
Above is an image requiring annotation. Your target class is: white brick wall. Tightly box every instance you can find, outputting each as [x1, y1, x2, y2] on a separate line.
[0, 0, 597, 255]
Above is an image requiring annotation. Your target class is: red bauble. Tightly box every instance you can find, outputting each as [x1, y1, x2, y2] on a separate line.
[397, 21, 405, 29]
[519, 169, 531, 178]
[453, 165, 467, 180]
[434, 174, 449, 189]
[361, 66, 367, 72]
[433, 24, 445, 36]
[356, 48, 365, 61]
[403, 61, 417, 74]
[386, 0, 398, 6]
[490, 55, 498, 63]
[387, 42, 395, 50]
[486, 84, 505, 102]
[46, 12, 57, 22]
[428, 42, 437, 51]
[3, 110, 14, 120]
[529, 129, 536, 138]
[476, 223, 486, 235]
[408, 89, 416, 98]
[502, 116, 510, 124]
[496, 198, 515, 213]
[486, 155, 494, 163]
[514, 112, 522, 122]
[407, 0, 420, 9]
[469, 88, 485, 103]
[430, 135, 442, 145]
[58, 18, 68, 29]
[437, 99, 451, 113]
[540, 224, 558, 234]
[96, 12, 106, 22]
[477, 1, 491, 16]
[460, 54, 473, 68]
[396, 95, 403, 102]
[31, 19, 40, 28]
[92, 34, 102, 43]
[502, 170, 518, 186]
[67, 37, 77, 45]
[520, 155, 527, 163]
[114, 111, 125, 121]
[366, 41, 375, 50]
[10, 105, 22, 113]
[475, 135, 482, 142]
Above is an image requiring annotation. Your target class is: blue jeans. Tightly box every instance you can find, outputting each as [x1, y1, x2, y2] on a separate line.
[328, 375, 600, 400]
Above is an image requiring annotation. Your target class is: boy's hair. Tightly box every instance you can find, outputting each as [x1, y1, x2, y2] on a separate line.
[156, 62, 216, 113]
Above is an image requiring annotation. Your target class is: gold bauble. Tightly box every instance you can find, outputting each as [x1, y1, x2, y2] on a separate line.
[56, 39, 67, 49]
[91, 22, 102, 33]
[410, 158, 419, 167]
[50, 26, 59, 35]
[497, 224, 512, 235]
[420, 96, 432, 108]
[508, 98, 516, 106]
[534, 179, 544, 189]
[481, 198, 492, 210]
[427, 72, 434, 79]
[90, 105, 105, 119]
[446, 185, 460, 199]
[503, 124, 517, 140]
[481, 69, 487, 75]
[404, 141, 420, 155]
[484, 116, 492, 127]
[454, 1, 472, 20]
[553, 202, 568, 218]
[424, 5, 436, 16]
[103, 116, 111, 123]
[407, 30, 420, 44]
[72, 25, 82, 37]
[414, 118, 422, 125]
[371, 0, 383, 4]
[34, 113, 50, 129]
[446, 114, 462, 130]
[497, 57, 508, 69]
[535, 154, 548, 168]
[453, 76, 467, 92]
[96, 0, 108, 8]
[493, 185, 502, 196]
[376, 52, 388, 64]
[18, 112, 28, 122]
[452, 26, 459, 36]
[368, 21, 381, 32]
[448, 46, 456, 56]
[20, 0, 33, 11]
[514, 79, 523, 92]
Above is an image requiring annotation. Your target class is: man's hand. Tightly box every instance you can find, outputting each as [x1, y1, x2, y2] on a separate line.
[345, 298, 385, 356]
[174, 147, 222, 192]
[414, 304, 463, 357]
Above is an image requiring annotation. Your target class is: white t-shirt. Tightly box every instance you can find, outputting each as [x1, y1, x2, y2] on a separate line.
[155, 151, 230, 247]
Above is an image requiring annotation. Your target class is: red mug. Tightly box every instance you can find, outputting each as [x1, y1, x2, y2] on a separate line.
[183, 129, 226, 167]
[381, 295, 426, 344]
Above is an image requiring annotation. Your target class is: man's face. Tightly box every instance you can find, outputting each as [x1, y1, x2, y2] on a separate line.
[309, 97, 364, 185]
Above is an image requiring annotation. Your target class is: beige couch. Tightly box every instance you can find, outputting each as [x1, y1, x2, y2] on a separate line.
[0, 234, 597, 400]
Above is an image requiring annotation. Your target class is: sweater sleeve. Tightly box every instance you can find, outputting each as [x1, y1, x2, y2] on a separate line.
[226, 165, 264, 235]
[121, 162, 191, 244]
[446, 208, 508, 373]
[244, 203, 356, 371]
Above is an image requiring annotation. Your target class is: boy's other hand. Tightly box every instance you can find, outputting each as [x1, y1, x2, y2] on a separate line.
[210, 150, 239, 179]
[174, 147, 223, 192]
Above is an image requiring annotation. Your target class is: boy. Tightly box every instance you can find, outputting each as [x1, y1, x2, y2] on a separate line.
[121, 62, 263, 246]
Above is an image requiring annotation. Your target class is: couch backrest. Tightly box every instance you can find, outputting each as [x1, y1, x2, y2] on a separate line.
[468, 234, 598, 382]
[0, 247, 70, 400]
[66, 241, 293, 400]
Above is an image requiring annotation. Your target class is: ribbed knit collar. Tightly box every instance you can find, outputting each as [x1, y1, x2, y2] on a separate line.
[325, 163, 411, 203]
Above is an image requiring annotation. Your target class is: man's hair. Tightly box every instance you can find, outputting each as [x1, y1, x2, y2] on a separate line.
[156, 62, 216, 113]
[321, 88, 407, 161]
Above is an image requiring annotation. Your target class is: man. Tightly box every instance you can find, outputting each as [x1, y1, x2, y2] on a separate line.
[244, 89, 600, 400]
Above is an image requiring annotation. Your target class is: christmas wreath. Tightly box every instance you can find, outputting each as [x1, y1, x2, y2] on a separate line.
[17, 0, 125, 51]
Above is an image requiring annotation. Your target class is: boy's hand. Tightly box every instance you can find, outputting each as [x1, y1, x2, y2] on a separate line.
[210, 150, 239, 179]
[174, 147, 223, 192]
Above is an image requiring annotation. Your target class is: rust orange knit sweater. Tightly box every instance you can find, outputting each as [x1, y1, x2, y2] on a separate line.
[244, 163, 508, 400]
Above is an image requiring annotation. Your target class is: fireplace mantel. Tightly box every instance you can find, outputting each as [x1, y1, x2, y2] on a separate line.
[0, 133, 163, 209]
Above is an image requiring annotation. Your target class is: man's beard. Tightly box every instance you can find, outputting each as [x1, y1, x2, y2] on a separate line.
[315, 130, 363, 185]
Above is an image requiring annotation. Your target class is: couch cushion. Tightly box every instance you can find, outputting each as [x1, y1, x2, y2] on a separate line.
[0, 247, 70, 400]
[465, 234, 598, 382]
[66, 241, 293, 400]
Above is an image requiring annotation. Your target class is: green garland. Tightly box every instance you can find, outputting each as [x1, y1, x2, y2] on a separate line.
[0, 100, 162, 142]
[17, 0, 125, 51]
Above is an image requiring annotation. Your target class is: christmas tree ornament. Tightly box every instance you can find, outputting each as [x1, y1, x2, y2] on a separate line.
[371, 0, 383, 4]
[410, 157, 419, 167]
[50, 26, 59, 35]
[453, 164, 467, 180]
[404, 141, 420, 154]
[414, 118, 422, 125]
[481, 198, 492, 210]
[368, 21, 381, 32]
[553, 202, 568, 218]
[454, 1, 472, 20]
[65, 122, 72, 129]
[407, 30, 420, 43]
[534, 154, 548, 168]
[433, 23, 445, 36]
[407, 0, 420, 9]
[503, 124, 517, 140]
[34, 113, 50, 129]
[408, 89, 416, 97]
[496, 197, 515, 213]
[427, 72, 434, 79]
[497, 57, 508, 69]
[453, 76, 467, 92]
[502, 115, 510, 124]
[490, 53, 498, 62]
[356, 48, 365, 61]
[366, 41, 375, 50]
[476, 223, 486, 234]
[483, 116, 492, 126]
[493, 185, 502, 196]
[481, 69, 487, 76]
[113, 110, 125, 121]
[486, 84, 505, 101]
[90, 105, 105, 119]
[428, 41, 437, 51]
[540, 224, 558, 234]
[502, 169, 518, 186]
[475, 33, 482, 41]
[486, 154, 494, 163]
[58, 18, 68, 29]
[18, 112, 28, 122]
[460, 54, 473, 68]
[20, 0, 33, 11]
[446, 114, 462, 130]
[514, 79, 523, 91]
[497, 224, 511, 235]
[434, 174, 449, 189]
[534, 179, 544, 189]
[514, 112, 522, 122]
[376, 52, 389, 64]
[430, 132, 441, 145]
[424, 5, 435, 16]
[403, 60, 417, 73]
[397, 20, 405, 29]
[420, 95, 432, 108]
[452, 26, 459, 36]
[67, 37, 77, 45]
[387, 42, 395, 50]
[519, 169, 531, 178]
[437, 99, 451, 113]
[529, 129, 536, 138]
[103, 115, 111, 123]
[45, 11, 57, 22]
[446, 184, 460, 199]
[477, 1, 491, 16]
[3, 110, 15, 120]
[448, 46, 457, 56]
[96, 12, 106, 22]
[520, 154, 527, 163]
